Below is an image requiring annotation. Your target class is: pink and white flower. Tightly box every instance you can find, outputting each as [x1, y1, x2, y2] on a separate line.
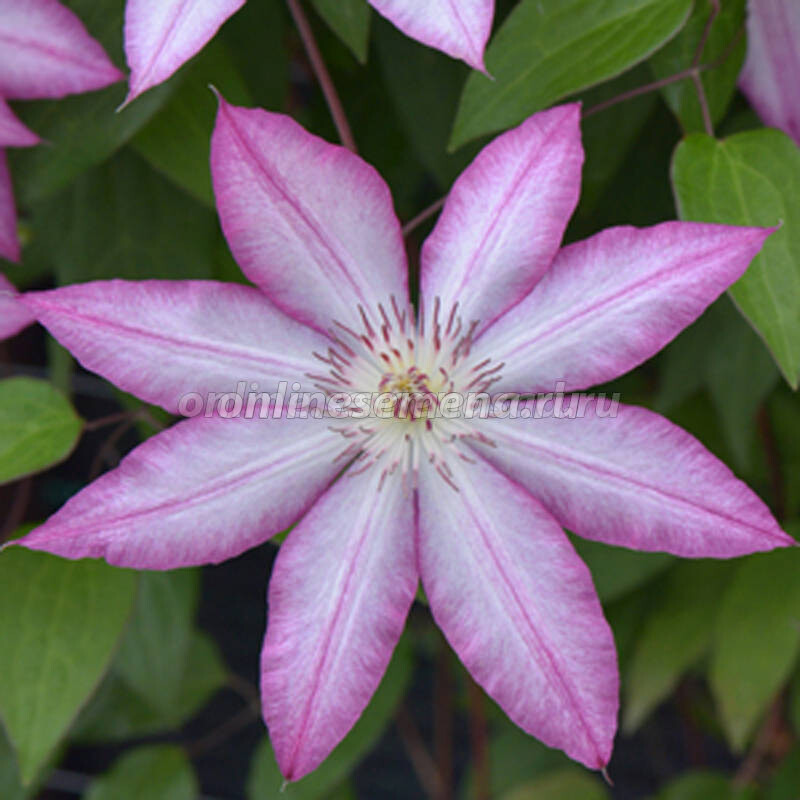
[0, 0, 122, 262]
[740, 0, 800, 146]
[14, 98, 791, 780]
[123, 0, 494, 104]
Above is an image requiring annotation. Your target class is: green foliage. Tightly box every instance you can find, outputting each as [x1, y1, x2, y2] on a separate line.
[84, 745, 198, 800]
[311, 0, 372, 64]
[0, 377, 82, 484]
[247, 635, 413, 799]
[653, 772, 758, 799]
[450, 0, 692, 149]
[501, 769, 610, 800]
[673, 129, 800, 388]
[0, 549, 136, 784]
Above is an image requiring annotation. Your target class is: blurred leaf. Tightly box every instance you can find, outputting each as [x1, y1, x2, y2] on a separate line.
[672, 129, 800, 388]
[28, 148, 218, 282]
[501, 769, 609, 800]
[375, 17, 476, 188]
[0, 549, 136, 783]
[0, 377, 82, 485]
[767, 745, 800, 800]
[654, 772, 757, 799]
[247, 635, 413, 800]
[85, 745, 198, 800]
[571, 537, 673, 603]
[624, 560, 731, 731]
[710, 548, 800, 751]
[649, 0, 746, 132]
[132, 40, 253, 206]
[0, 729, 25, 800]
[450, 0, 693, 150]
[311, 0, 371, 63]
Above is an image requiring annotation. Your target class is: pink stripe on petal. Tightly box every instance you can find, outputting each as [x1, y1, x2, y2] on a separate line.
[262, 466, 416, 781]
[740, 0, 800, 146]
[0, 272, 34, 338]
[211, 98, 409, 333]
[0, 0, 122, 100]
[368, 0, 494, 71]
[124, 0, 245, 103]
[0, 98, 39, 147]
[418, 454, 618, 769]
[473, 222, 772, 393]
[14, 414, 343, 569]
[421, 104, 583, 332]
[22, 280, 328, 414]
[0, 151, 19, 262]
[469, 399, 792, 558]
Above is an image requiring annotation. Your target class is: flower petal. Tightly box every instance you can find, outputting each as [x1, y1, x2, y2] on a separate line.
[472, 222, 772, 393]
[418, 454, 618, 769]
[0, 98, 39, 147]
[14, 414, 343, 569]
[740, 0, 800, 146]
[0, 150, 19, 262]
[368, 0, 494, 71]
[262, 465, 416, 781]
[421, 104, 582, 332]
[0, 272, 34, 338]
[124, 0, 245, 103]
[468, 398, 792, 558]
[211, 98, 409, 333]
[0, 0, 122, 100]
[22, 280, 328, 414]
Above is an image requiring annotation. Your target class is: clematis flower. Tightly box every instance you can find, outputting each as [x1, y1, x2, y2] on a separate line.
[13, 98, 792, 780]
[0, 0, 123, 262]
[123, 0, 493, 103]
[0, 273, 34, 339]
[740, 0, 800, 146]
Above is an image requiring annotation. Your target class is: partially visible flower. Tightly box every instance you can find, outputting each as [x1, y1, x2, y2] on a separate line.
[123, 0, 493, 103]
[0, 273, 33, 339]
[0, 0, 122, 262]
[740, 0, 800, 145]
[13, 98, 792, 782]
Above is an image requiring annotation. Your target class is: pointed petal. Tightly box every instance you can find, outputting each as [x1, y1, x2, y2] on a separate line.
[124, 0, 245, 103]
[0, 273, 34, 338]
[421, 105, 582, 332]
[211, 98, 409, 333]
[469, 399, 792, 558]
[0, 99, 39, 147]
[0, 0, 122, 100]
[473, 222, 772, 393]
[740, 0, 800, 146]
[14, 415, 343, 569]
[0, 151, 19, 262]
[22, 280, 328, 414]
[368, 0, 494, 71]
[418, 454, 618, 769]
[262, 466, 416, 781]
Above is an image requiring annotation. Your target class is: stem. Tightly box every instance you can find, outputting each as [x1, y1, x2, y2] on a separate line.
[467, 678, 490, 800]
[691, 71, 714, 136]
[186, 704, 260, 758]
[693, 0, 721, 68]
[403, 197, 446, 237]
[1, 478, 32, 541]
[286, 0, 357, 152]
[734, 693, 786, 785]
[434, 642, 454, 800]
[395, 703, 443, 799]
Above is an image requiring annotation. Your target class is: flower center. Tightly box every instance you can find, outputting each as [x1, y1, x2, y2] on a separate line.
[306, 296, 501, 489]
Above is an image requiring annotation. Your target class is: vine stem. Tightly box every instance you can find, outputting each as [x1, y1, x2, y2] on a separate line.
[403, 197, 446, 237]
[286, 0, 357, 153]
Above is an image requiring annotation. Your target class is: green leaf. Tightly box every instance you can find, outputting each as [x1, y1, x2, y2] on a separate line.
[767, 746, 800, 800]
[85, 746, 198, 800]
[0, 729, 25, 800]
[654, 772, 758, 800]
[28, 148, 218, 282]
[672, 129, 800, 388]
[710, 548, 800, 751]
[0, 377, 82, 485]
[0, 549, 136, 783]
[247, 635, 413, 800]
[132, 39, 253, 206]
[311, 0, 371, 64]
[623, 561, 732, 732]
[501, 769, 609, 800]
[649, 0, 746, 133]
[449, 0, 693, 150]
[571, 536, 673, 603]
